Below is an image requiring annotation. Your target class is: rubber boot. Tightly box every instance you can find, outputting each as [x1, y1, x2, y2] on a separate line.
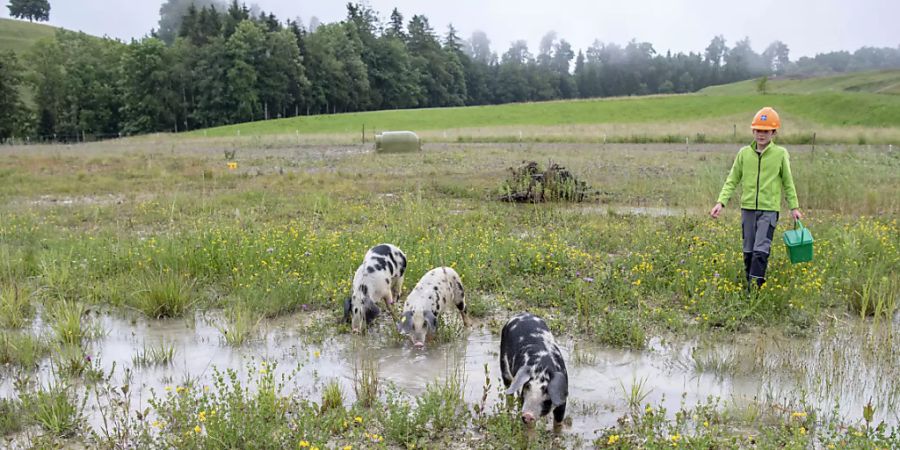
[750, 251, 769, 288]
[743, 252, 753, 291]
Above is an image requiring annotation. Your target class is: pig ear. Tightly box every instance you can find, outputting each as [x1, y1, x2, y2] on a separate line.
[365, 302, 380, 324]
[548, 371, 568, 406]
[425, 310, 438, 331]
[397, 311, 413, 333]
[505, 366, 531, 395]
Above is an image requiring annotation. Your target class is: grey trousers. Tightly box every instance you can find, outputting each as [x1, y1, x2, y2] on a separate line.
[741, 209, 779, 284]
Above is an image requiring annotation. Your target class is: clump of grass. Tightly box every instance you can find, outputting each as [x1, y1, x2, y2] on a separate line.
[572, 342, 598, 366]
[22, 383, 85, 438]
[0, 397, 25, 436]
[352, 357, 379, 408]
[320, 380, 344, 414]
[691, 344, 737, 377]
[48, 300, 102, 345]
[51, 342, 100, 378]
[850, 274, 897, 320]
[215, 305, 261, 346]
[464, 293, 492, 318]
[132, 270, 196, 318]
[0, 331, 48, 369]
[593, 309, 646, 349]
[434, 315, 464, 344]
[136, 363, 301, 449]
[0, 284, 33, 328]
[415, 369, 468, 433]
[383, 388, 422, 446]
[620, 376, 653, 412]
[132, 341, 176, 367]
[383, 370, 468, 447]
[38, 255, 79, 301]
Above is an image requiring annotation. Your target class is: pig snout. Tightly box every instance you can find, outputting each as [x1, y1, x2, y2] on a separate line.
[413, 341, 425, 349]
[521, 412, 536, 424]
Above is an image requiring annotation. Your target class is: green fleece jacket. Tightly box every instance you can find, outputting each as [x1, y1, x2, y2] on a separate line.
[717, 141, 800, 211]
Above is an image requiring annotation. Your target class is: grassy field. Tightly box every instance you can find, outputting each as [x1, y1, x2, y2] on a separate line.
[0, 17, 56, 54]
[0, 135, 898, 447]
[192, 70, 900, 145]
[701, 70, 900, 95]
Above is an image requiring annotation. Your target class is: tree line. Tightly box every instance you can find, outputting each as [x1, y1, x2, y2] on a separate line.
[2, 0, 899, 141]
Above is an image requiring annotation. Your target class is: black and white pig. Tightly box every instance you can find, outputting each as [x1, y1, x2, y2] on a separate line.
[344, 243, 407, 333]
[397, 267, 470, 348]
[500, 312, 569, 429]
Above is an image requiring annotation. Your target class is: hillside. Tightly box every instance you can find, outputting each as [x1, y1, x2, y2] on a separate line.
[0, 17, 57, 54]
[194, 71, 900, 142]
[700, 70, 900, 96]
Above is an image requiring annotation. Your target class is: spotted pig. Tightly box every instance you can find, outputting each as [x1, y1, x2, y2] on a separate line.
[397, 267, 470, 348]
[344, 243, 407, 333]
[500, 312, 569, 429]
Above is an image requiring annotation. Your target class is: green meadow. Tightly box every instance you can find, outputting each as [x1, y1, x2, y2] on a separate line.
[0, 17, 57, 55]
[193, 70, 900, 145]
[700, 69, 900, 95]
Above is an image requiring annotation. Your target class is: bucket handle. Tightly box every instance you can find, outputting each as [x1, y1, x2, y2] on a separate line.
[793, 220, 804, 230]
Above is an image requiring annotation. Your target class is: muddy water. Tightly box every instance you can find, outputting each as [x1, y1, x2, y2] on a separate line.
[2, 312, 898, 442]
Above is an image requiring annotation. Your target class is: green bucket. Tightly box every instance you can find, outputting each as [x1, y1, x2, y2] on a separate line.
[782, 220, 814, 264]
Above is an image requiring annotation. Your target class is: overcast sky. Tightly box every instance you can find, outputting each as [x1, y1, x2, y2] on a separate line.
[3, 0, 898, 58]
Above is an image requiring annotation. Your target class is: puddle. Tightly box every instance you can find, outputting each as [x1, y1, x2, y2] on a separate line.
[27, 194, 128, 207]
[2, 312, 898, 443]
[575, 205, 694, 217]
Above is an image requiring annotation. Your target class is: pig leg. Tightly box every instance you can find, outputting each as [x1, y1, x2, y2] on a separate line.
[380, 292, 399, 324]
[451, 276, 470, 327]
[391, 276, 403, 302]
[456, 296, 470, 327]
[552, 404, 567, 432]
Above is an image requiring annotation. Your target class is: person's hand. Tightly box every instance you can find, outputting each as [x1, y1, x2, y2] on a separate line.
[791, 208, 803, 221]
[710, 203, 724, 219]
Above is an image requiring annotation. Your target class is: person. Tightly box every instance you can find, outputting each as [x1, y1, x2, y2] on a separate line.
[710, 107, 802, 290]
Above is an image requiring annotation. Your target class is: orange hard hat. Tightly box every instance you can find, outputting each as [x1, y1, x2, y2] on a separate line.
[751, 107, 780, 130]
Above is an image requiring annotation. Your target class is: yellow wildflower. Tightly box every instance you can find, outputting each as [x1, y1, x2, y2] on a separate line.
[354, 416, 363, 423]
[194, 425, 202, 433]
[298, 441, 310, 448]
[607, 434, 620, 445]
